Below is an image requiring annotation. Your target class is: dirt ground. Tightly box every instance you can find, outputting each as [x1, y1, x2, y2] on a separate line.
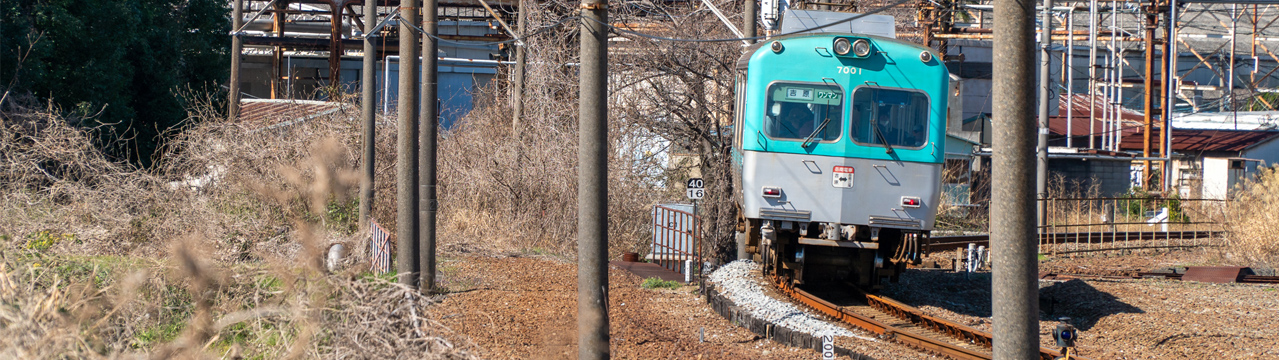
[890, 246, 1279, 359]
[425, 246, 1277, 359]
[426, 253, 935, 359]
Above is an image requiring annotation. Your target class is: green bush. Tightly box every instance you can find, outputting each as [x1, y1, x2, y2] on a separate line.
[640, 277, 682, 290]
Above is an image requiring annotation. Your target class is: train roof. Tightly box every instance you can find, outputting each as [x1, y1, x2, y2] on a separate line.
[734, 33, 937, 71]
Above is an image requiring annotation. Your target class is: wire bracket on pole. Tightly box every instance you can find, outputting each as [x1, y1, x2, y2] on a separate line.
[358, 12, 402, 39]
[229, 0, 280, 36]
[475, 0, 524, 46]
[699, 0, 750, 45]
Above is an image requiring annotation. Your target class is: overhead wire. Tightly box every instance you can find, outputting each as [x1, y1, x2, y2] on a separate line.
[387, 0, 915, 46]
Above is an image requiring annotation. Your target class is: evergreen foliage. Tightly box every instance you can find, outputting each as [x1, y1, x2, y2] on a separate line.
[1, 0, 230, 167]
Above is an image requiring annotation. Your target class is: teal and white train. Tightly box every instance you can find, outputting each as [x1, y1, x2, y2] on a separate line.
[731, 16, 949, 288]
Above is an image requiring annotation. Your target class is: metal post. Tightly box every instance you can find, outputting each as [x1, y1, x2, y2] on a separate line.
[1037, 0, 1051, 227]
[1066, 10, 1074, 148]
[329, 0, 343, 91]
[420, 0, 440, 293]
[1165, 0, 1178, 192]
[396, 0, 421, 289]
[577, 0, 610, 356]
[1229, 4, 1237, 116]
[359, 0, 376, 228]
[1089, 0, 1097, 149]
[513, 0, 528, 135]
[272, 1, 287, 99]
[1143, 4, 1157, 190]
[744, 0, 758, 43]
[993, 0, 1039, 356]
[230, 0, 244, 120]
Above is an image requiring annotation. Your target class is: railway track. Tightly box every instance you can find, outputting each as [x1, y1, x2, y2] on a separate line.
[927, 230, 1220, 252]
[770, 274, 1084, 360]
[1044, 271, 1279, 284]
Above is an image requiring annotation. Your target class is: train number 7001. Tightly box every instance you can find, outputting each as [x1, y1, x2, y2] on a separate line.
[835, 66, 864, 75]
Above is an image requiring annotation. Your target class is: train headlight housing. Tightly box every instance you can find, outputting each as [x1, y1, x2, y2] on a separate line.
[770, 41, 784, 53]
[920, 50, 934, 63]
[762, 186, 782, 198]
[832, 38, 852, 56]
[901, 196, 921, 208]
[832, 37, 872, 59]
[852, 39, 872, 57]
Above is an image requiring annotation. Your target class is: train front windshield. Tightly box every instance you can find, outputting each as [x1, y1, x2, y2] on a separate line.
[764, 83, 843, 142]
[851, 87, 930, 149]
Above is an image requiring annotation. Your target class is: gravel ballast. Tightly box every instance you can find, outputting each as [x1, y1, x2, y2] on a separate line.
[708, 260, 869, 340]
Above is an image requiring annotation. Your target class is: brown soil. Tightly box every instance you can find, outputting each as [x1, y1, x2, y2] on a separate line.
[425, 246, 1277, 359]
[426, 254, 935, 359]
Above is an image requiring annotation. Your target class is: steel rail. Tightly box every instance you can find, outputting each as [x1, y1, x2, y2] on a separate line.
[769, 274, 1082, 360]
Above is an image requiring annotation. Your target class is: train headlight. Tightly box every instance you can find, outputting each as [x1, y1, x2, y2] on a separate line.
[770, 41, 784, 53]
[852, 39, 871, 57]
[832, 38, 852, 56]
[920, 50, 934, 63]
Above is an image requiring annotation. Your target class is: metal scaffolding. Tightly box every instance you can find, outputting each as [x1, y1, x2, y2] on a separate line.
[916, 0, 1279, 191]
[229, 0, 518, 99]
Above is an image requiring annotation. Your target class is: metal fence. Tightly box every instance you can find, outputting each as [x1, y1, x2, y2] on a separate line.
[1038, 197, 1227, 254]
[650, 204, 702, 275]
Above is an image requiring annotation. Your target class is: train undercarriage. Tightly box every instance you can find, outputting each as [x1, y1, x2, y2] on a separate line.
[741, 218, 926, 290]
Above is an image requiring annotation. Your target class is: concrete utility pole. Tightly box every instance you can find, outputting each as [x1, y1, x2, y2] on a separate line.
[229, 0, 244, 120]
[577, 0, 610, 356]
[744, 0, 757, 42]
[1036, 0, 1051, 226]
[993, 0, 1040, 357]
[397, 0, 421, 289]
[359, 0, 376, 229]
[513, 0, 528, 136]
[420, 0, 440, 293]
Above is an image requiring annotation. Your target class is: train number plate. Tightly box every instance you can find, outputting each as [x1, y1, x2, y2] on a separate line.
[832, 166, 854, 188]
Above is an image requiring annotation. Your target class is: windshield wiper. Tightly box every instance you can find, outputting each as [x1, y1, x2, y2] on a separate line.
[872, 124, 894, 154]
[801, 116, 832, 148]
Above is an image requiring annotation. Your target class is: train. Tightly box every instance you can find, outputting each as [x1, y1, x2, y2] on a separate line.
[731, 11, 950, 289]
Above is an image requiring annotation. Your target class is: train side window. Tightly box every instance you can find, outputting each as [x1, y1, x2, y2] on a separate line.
[850, 87, 930, 149]
[763, 82, 843, 142]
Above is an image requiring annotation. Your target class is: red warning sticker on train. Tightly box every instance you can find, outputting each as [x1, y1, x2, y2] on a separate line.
[833, 166, 855, 173]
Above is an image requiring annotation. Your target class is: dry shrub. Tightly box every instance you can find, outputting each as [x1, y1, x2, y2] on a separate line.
[0, 100, 178, 256]
[439, 79, 669, 258]
[1223, 165, 1279, 267]
[1, 98, 476, 358]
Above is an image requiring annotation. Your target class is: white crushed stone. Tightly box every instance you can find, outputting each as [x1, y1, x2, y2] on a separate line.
[709, 260, 876, 341]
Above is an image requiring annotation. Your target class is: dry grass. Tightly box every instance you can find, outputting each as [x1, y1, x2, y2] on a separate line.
[1222, 165, 1279, 268]
[0, 98, 478, 358]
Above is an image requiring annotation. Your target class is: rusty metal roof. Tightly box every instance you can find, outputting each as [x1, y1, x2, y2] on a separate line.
[1118, 128, 1279, 153]
[1048, 93, 1144, 138]
[1044, 94, 1279, 152]
[238, 99, 349, 131]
